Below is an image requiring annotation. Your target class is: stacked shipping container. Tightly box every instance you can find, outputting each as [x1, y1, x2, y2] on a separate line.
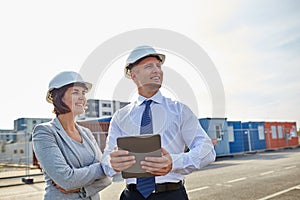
[78, 117, 299, 157]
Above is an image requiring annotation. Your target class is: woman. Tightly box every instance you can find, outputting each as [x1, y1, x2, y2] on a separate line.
[33, 71, 111, 200]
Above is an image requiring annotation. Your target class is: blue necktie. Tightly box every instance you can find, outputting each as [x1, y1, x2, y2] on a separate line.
[137, 100, 156, 198]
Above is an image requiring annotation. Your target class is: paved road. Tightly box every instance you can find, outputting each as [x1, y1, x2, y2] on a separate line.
[1, 148, 299, 199]
[185, 148, 300, 200]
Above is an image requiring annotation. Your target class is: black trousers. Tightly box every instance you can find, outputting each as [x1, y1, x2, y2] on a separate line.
[120, 184, 189, 200]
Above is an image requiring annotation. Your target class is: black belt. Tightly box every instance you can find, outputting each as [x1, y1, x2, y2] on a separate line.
[126, 181, 183, 193]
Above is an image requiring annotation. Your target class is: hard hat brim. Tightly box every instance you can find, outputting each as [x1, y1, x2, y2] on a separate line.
[46, 81, 92, 103]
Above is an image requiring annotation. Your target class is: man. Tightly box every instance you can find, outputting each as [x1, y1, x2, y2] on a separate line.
[102, 45, 216, 200]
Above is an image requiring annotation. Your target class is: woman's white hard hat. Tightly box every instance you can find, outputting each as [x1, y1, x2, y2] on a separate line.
[46, 71, 92, 103]
[124, 45, 165, 79]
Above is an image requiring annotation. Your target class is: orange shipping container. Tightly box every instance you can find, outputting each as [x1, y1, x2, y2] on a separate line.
[264, 121, 298, 150]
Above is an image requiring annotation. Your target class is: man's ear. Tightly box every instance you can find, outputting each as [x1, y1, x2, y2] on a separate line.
[130, 71, 136, 79]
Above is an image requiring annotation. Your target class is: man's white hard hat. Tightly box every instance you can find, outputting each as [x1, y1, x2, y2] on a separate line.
[46, 71, 92, 103]
[124, 45, 165, 79]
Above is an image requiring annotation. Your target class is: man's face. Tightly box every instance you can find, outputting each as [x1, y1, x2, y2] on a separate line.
[130, 56, 163, 89]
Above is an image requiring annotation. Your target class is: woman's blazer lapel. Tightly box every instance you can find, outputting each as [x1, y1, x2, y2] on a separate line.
[51, 118, 84, 167]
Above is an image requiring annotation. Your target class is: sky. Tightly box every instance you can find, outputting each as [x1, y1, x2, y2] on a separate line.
[0, 0, 299, 130]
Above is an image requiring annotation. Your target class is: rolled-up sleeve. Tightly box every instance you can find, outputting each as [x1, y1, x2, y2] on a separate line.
[171, 105, 216, 174]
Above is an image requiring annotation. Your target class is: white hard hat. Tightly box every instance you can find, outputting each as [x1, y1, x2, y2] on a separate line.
[124, 45, 165, 78]
[46, 71, 92, 103]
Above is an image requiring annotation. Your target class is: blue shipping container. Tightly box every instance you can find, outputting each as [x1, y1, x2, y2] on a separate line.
[241, 122, 266, 152]
[199, 118, 230, 156]
[227, 121, 245, 154]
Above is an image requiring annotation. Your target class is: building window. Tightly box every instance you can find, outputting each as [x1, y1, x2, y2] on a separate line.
[228, 126, 234, 142]
[271, 126, 277, 139]
[215, 124, 222, 140]
[277, 126, 283, 138]
[102, 103, 111, 108]
[120, 102, 130, 108]
[258, 126, 265, 140]
[86, 101, 99, 118]
[102, 112, 112, 116]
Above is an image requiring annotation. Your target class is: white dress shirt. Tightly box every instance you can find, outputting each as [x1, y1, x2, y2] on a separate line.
[102, 91, 216, 184]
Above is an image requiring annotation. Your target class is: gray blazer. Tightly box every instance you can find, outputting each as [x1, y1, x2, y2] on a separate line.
[33, 118, 111, 200]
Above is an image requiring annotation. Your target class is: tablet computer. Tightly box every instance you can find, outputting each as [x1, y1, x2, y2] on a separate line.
[117, 134, 161, 178]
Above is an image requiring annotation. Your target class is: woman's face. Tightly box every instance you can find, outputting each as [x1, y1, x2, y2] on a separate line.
[62, 86, 87, 116]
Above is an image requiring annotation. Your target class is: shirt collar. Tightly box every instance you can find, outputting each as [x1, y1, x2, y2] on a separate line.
[136, 90, 163, 106]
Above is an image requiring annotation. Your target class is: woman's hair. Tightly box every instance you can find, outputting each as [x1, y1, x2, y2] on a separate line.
[50, 82, 88, 116]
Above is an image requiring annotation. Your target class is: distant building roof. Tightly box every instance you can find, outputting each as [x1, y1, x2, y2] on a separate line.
[78, 117, 112, 123]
